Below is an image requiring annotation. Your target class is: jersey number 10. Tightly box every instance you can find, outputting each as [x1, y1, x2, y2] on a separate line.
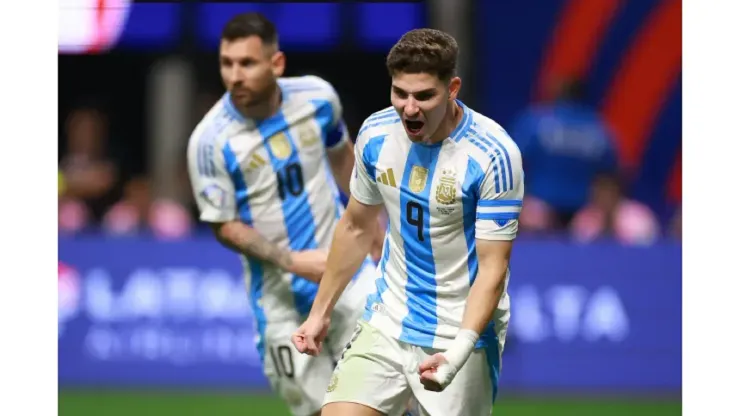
[276, 163, 305, 200]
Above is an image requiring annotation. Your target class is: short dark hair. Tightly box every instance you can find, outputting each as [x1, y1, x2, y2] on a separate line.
[386, 29, 458, 81]
[221, 12, 278, 45]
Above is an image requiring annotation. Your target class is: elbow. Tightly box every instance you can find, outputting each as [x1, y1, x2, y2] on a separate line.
[210, 221, 236, 246]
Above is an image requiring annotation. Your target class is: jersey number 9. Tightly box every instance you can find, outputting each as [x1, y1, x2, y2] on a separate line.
[276, 163, 304, 200]
[406, 201, 424, 242]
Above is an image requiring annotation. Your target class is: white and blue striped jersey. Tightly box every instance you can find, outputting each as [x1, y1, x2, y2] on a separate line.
[187, 76, 373, 349]
[350, 101, 524, 351]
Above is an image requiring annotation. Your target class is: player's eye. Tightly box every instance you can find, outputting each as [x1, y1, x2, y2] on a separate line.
[415, 92, 435, 101]
[393, 88, 408, 99]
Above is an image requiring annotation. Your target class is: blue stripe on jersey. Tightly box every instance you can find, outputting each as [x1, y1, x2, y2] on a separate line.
[367, 107, 395, 120]
[472, 130, 510, 193]
[399, 143, 441, 346]
[451, 100, 473, 142]
[462, 157, 484, 285]
[478, 199, 523, 207]
[222, 142, 268, 361]
[362, 135, 387, 180]
[480, 322, 501, 404]
[197, 108, 236, 177]
[358, 116, 401, 136]
[280, 78, 326, 93]
[484, 132, 514, 191]
[311, 99, 343, 148]
[258, 111, 319, 316]
[467, 135, 502, 193]
[223, 142, 253, 225]
[366, 110, 398, 124]
[363, 227, 391, 322]
[310, 98, 346, 213]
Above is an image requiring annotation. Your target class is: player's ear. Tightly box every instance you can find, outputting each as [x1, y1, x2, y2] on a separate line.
[271, 50, 286, 77]
[447, 77, 462, 101]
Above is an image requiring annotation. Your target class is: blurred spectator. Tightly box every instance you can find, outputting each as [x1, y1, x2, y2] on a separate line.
[103, 176, 193, 239]
[570, 175, 660, 246]
[511, 78, 618, 231]
[59, 106, 121, 233]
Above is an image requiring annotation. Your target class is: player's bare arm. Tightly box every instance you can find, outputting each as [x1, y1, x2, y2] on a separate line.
[292, 196, 383, 355]
[327, 142, 385, 262]
[327, 141, 355, 197]
[462, 239, 512, 334]
[210, 221, 326, 283]
[314, 196, 382, 316]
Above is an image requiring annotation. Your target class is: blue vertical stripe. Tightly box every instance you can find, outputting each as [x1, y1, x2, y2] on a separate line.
[485, 132, 515, 191]
[462, 157, 484, 286]
[311, 98, 344, 148]
[399, 143, 441, 346]
[222, 142, 268, 361]
[312, 98, 346, 217]
[450, 100, 473, 142]
[471, 129, 510, 192]
[480, 322, 501, 404]
[362, 135, 387, 180]
[258, 111, 319, 316]
[363, 231, 390, 322]
[467, 135, 501, 193]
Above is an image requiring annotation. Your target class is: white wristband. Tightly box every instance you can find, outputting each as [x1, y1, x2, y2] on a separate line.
[430, 329, 479, 389]
[443, 329, 479, 371]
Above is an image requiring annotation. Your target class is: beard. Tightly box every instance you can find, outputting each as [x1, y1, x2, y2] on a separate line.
[231, 81, 278, 109]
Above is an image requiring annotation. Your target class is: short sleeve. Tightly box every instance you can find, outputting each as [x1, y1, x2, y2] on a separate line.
[314, 77, 349, 150]
[349, 132, 383, 206]
[187, 133, 238, 223]
[475, 143, 525, 241]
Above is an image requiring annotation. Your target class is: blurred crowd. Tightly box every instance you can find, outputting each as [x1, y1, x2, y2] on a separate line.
[58, 78, 681, 245]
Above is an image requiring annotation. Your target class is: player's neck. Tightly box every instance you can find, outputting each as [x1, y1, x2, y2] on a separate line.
[427, 101, 463, 145]
[234, 84, 282, 121]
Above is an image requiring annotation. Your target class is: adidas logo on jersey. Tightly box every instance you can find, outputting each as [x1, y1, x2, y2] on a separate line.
[376, 168, 397, 188]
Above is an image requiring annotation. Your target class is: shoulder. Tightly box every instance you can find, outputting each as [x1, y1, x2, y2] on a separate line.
[356, 107, 402, 145]
[187, 97, 240, 155]
[461, 111, 522, 171]
[280, 75, 339, 103]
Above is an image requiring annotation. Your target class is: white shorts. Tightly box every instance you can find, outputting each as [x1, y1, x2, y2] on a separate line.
[323, 320, 506, 416]
[261, 266, 377, 416]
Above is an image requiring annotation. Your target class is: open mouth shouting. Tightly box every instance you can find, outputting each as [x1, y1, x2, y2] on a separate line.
[404, 119, 425, 136]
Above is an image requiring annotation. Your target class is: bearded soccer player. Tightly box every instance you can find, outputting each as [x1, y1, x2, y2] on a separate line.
[186, 13, 382, 416]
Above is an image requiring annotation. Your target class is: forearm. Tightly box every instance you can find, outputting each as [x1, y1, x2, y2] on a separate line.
[311, 213, 374, 318]
[214, 222, 292, 270]
[443, 244, 510, 371]
[460, 264, 508, 335]
[329, 143, 354, 197]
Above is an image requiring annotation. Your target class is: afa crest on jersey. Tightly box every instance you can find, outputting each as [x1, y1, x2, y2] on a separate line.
[435, 168, 457, 205]
[409, 166, 429, 193]
[297, 123, 320, 147]
[268, 132, 292, 160]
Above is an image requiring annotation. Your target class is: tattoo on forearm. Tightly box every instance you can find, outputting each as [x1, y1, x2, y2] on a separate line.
[226, 228, 292, 269]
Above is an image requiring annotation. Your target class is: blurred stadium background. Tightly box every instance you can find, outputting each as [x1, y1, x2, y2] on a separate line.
[58, 0, 681, 415]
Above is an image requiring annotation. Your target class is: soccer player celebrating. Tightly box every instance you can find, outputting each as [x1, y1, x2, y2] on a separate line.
[186, 13, 380, 416]
[292, 28, 524, 416]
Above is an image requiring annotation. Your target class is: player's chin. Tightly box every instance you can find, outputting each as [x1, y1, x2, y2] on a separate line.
[404, 130, 427, 143]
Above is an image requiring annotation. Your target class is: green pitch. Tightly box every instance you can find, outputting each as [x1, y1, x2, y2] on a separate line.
[59, 390, 681, 416]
